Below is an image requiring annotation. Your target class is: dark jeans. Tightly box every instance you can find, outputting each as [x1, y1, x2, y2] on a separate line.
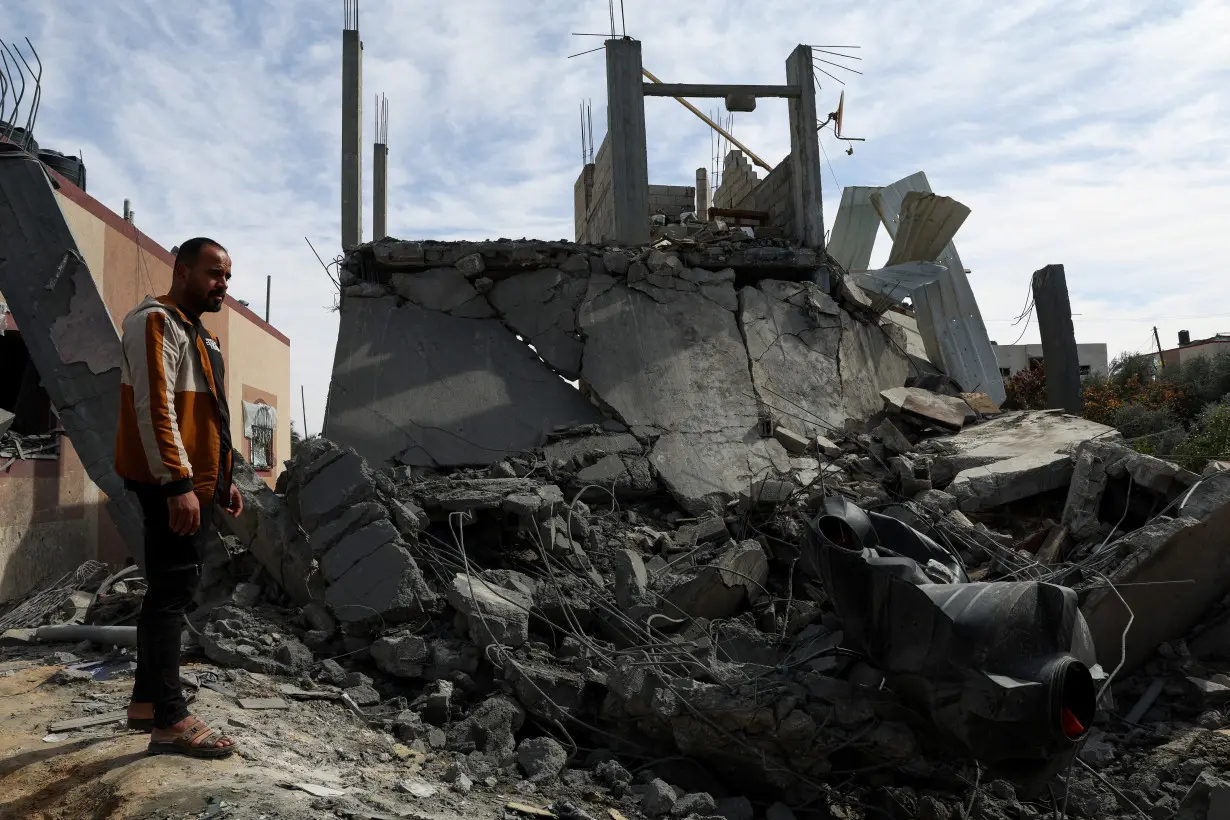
[132, 490, 209, 729]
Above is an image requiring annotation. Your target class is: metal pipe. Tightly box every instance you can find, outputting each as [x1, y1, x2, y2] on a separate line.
[641, 68, 772, 171]
[34, 624, 137, 647]
[265, 274, 271, 323]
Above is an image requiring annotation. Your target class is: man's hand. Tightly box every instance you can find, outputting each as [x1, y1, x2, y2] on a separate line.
[167, 491, 201, 536]
[225, 485, 244, 518]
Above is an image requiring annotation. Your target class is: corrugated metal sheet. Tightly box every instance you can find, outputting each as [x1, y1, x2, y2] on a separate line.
[871, 172, 1006, 403]
[883, 191, 971, 268]
[827, 186, 879, 271]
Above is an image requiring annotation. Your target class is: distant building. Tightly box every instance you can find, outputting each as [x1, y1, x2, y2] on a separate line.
[992, 343, 1109, 380]
[1160, 331, 1230, 368]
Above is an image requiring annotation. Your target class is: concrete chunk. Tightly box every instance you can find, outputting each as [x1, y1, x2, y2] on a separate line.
[874, 418, 913, 455]
[448, 573, 532, 649]
[325, 541, 435, 623]
[881, 387, 970, 430]
[947, 450, 1074, 512]
[321, 518, 400, 582]
[390, 268, 490, 315]
[371, 631, 429, 678]
[613, 549, 648, 609]
[0, 408, 13, 440]
[773, 425, 811, 455]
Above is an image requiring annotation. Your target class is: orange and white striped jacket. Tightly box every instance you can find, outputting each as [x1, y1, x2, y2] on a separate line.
[114, 296, 233, 501]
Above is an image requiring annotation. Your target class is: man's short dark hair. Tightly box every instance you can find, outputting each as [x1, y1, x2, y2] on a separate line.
[174, 237, 227, 269]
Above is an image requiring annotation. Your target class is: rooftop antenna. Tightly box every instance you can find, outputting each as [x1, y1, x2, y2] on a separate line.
[587, 99, 594, 162]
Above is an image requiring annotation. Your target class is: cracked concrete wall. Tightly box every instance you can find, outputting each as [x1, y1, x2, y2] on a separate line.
[328, 240, 911, 513]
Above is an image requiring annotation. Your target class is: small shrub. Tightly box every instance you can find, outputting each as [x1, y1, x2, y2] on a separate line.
[1003, 364, 1048, 410]
[1174, 402, 1230, 472]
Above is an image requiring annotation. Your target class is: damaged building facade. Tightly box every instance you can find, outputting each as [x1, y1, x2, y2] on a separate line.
[0, 144, 292, 601]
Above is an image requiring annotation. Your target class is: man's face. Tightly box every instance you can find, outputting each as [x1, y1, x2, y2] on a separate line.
[177, 245, 231, 314]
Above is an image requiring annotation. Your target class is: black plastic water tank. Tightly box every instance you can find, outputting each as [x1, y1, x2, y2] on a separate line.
[3, 125, 38, 154]
[38, 149, 86, 192]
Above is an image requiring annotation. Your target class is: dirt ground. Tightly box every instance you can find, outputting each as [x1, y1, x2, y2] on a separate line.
[0, 655, 595, 820]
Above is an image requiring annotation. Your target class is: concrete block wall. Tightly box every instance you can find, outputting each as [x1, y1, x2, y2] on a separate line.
[713, 151, 760, 211]
[755, 159, 795, 235]
[575, 135, 614, 244]
[648, 185, 697, 219]
[711, 151, 794, 237]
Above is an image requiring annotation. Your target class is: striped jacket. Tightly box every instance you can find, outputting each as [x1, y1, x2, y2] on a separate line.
[114, 296, 234, 501]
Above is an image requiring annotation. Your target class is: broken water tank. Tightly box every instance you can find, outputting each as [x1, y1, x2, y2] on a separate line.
[38, 149, 86, 192]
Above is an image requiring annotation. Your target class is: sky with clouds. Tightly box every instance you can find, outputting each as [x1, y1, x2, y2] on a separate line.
[1, 0, 1227, 434]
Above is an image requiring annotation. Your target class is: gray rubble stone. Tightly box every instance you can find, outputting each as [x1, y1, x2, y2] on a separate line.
[322, 518, 400, 582]
[456, 253, 486, 277]
[603, 250, 631, 275]
[308, 501, 386, 555]
[875, 418, 913, 455]
[773, 426, 811, 454]
[302, 602, 337, 634]
[673, 513, 729, 547]
[418, 680, 454, 725]
[516, 736, 568, 782]
[448, 573, 532, 649]
[315, 659, 347, 686]
[613, 549, 649, 609]
[324, 540, 435, 623]
[297, 450, 375, 530]
[371, 631, 429, 678]
[814, 435, 843, 457]
[594, 759, 632, 795]
[673, 793, 717, 817]
[642, 779, 677, 818]
[1182, 471, 1230, 521]
[323, 295, 601, 469]
[345, 683, 381, 706]
[1177, 770, 1230, 820]
[661, 541, 768, 620]
[272, 639, 314, 670]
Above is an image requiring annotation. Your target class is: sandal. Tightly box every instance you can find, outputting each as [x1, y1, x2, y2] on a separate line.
[146, 717, 237, 759]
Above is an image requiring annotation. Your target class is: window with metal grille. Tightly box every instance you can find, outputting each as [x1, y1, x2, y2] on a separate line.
[249, 403, 275, 470]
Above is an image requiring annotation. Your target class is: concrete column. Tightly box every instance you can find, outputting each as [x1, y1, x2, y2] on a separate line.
[695, 167, 710, 218]
[341, 28, 363, 250]
[373, 141, 388, 240]
[605, 38, 650, 246]
[786, 45, 824, 249]
[1031, 264, 1082, 414]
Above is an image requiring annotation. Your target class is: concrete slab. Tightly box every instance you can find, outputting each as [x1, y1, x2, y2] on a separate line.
[881, 387, 970, 431]
[324, 540, 435, 623]
[1081, 508, 1228, 675]
[448, 573, 532, 650]
[579, 281, 780, 513]
[1064, 440, 1201, 538]
[489, 268, 589, 378]
[923, 410, 1119, 486]
[390, 268, 493, 317]
[323, 295, 602, 468]
[946, 450, 1074, 512]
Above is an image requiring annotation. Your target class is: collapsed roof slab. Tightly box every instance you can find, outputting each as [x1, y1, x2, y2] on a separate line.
[0, 148, 144, 562]
[331, 239, 915, 514]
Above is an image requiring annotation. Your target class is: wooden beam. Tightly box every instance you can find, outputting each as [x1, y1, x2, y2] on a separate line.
[642, 68, 773, 172]
[642, 83, 800, 98]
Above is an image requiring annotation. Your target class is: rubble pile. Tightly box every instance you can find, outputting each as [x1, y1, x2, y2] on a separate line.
[167, 396, 1230, 817]
[8, 231, 1230, 816]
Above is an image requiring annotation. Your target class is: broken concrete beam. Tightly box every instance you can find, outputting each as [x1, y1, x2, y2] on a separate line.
[814, 435, 843, 458]
[0, 150, 144, 561]
[773, 426, 810, 455]
[1081, 504, 1230, 674]
[881, 387, 970, 431]
[922, 410, 1119, 487]
[1062, 439, 1200, 539]
[960, 392, 1002, 417]
[448, 573, 532, 650]
[324, 295, 601, 468]
[946, 450, 1075, 512]
[1179, 472, 1230, 522]
[418, 478, 554, 513]
[674, 513, 729, 548]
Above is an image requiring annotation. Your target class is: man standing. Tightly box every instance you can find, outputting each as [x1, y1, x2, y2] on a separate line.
[114, 237, 242, 758]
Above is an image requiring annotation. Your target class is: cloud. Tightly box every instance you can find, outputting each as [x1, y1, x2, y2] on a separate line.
[0, 0, 1227, 437]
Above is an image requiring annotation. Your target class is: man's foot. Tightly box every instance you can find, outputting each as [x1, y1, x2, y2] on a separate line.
[146, 716, 237, 759]
[127, 701, 155, 732]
